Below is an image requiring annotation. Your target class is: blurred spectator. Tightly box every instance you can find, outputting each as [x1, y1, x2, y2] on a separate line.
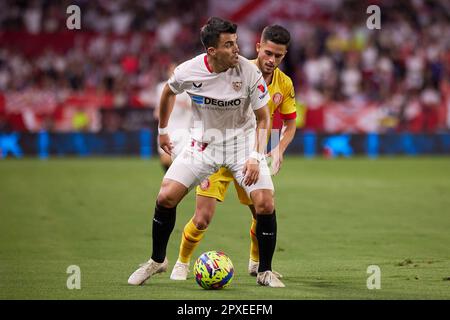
[72, 107, 90, 131]
[0, 0, 448, 134]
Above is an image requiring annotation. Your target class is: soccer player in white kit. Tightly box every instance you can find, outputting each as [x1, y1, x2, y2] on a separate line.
[128, 17, 284, 288]
[153, 62, 192, 171]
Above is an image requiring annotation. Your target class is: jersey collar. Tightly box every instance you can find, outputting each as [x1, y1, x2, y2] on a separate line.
[204, 54, 213, 73]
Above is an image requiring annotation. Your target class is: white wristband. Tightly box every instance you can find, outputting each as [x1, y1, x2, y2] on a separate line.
[250, 151, 263, 162]
[158, 126, 169, 135]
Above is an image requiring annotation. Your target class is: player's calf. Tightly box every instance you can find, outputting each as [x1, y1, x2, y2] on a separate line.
[192, 195, 217, 229]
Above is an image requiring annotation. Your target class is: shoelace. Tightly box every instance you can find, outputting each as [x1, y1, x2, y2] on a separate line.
[138, 262, 149, 268]
[135, 262, 149, 274]
[259, 271, 274, 284]
[138, 261, 159, 273]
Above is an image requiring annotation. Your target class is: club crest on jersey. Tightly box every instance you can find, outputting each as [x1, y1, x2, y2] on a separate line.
[272, 93, 283, 105]
[232, 81, 242, 92]
[200, 178, 210, 191]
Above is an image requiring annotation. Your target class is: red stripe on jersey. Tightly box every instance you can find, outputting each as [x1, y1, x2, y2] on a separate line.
[280, 111, 297, 120]
[250, 229, 256, 237]
[204, 55, 213, 73]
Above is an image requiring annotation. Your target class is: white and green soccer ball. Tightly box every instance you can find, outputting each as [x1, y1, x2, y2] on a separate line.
[193, 251, 234, 290]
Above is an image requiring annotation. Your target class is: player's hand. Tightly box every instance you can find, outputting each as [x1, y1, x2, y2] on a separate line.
[267, 147, 283, 175]
[159, 134, 173, 156]
[242, 158, 260, 186]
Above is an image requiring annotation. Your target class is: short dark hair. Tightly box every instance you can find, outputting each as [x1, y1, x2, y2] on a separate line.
[261, 25, 291, 47]
[200, 17, 237, 49]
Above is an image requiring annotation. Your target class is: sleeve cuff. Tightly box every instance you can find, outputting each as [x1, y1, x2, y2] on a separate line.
[280, 111, 297, 120]
[167, 82, 181, 95]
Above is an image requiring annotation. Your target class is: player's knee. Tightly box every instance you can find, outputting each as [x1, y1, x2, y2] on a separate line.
[156, 191, 178, 208]
[157, 179, 187, 208]
[253, 197, 274, 213]
[255, 202, 274, 214]
[251, 190, 275, 214]
[193, 207, 213, 230]
[192, 215, 210, 230]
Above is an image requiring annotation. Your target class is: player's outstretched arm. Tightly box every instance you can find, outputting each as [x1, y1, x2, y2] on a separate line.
[243, 105, 270, 186]
[267, 118, 296, 175]
[254, 105, 271, 155]
[158, 83, 177, 155]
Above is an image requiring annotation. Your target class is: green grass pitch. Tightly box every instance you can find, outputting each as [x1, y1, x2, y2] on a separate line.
[1, 157, 449, 299]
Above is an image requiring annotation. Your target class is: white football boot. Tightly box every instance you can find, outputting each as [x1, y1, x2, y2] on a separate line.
[248, 259, 283, 278]
[170, 260, 190, 280]
[127, 257, 168, 285]
[256, 270, 286, 288]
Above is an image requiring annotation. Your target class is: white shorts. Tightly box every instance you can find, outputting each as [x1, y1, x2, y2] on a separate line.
[164, 135, 274, 195]
[157, 131, 190, 160]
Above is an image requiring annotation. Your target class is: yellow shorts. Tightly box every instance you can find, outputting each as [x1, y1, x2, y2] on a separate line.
[196, 167, 253, 206]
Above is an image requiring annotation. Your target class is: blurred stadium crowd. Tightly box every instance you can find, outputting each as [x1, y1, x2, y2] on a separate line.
[0, 0, 449, 134]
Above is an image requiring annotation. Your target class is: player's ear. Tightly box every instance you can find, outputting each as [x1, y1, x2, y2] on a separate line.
[207, 47, 216, 57]
[256, 42, 261, 53]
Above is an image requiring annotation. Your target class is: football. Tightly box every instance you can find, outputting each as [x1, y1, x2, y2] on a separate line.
[193, 251, 234, 290]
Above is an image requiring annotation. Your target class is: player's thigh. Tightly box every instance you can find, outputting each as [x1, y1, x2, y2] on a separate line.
[230, 161, 275, 214]
[227, 136, 271, 186]
[196, 167, 234, 202]
[164, 147, 217, 192]
[233, 179, 253, 206]
[228, 154, 274, 195]
[171, 135, 190, 160]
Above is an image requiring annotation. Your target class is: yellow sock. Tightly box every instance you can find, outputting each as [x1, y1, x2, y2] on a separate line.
[178, 219, 206, 264]
[249, 218, 259, 262]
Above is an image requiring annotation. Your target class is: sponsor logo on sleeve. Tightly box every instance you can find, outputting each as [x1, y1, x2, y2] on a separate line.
[257, 82, 268, 100]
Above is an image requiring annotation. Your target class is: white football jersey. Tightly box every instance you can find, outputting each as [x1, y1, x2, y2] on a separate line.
[168, 54, 270, 145]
